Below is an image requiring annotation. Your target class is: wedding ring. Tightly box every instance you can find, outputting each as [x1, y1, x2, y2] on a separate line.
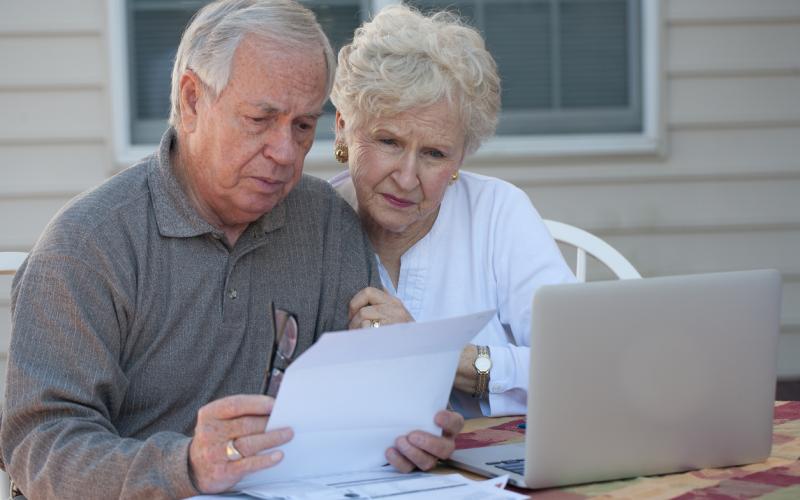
[370, 319, 381, 328]
[225, 439, 243, 461]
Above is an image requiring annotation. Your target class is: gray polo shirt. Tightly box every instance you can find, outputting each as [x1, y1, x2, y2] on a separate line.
[0, 129, 379, 499]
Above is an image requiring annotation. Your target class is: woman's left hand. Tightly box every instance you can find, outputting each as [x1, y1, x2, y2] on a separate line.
[348, 287, 414, 329]
[386, 410, 464, 472]
[454, 344, 479, 394]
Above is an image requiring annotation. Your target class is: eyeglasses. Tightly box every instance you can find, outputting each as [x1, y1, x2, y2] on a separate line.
[265, 303, 298, 398]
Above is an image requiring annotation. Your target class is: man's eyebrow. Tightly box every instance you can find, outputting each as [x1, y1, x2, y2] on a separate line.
[252, 103, 281, 114]
[249, 103, 323, 120]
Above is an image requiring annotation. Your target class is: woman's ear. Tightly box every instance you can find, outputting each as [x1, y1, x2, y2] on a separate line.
[335, 110, 346, 141]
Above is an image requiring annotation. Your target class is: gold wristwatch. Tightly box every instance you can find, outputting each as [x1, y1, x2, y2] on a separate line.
[472, 345, 492, 398]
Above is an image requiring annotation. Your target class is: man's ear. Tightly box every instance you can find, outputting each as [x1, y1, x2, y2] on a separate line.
[178, 70, 204, 133]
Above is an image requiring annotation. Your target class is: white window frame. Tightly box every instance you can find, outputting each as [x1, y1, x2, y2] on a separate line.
[107, 0, 663, 168]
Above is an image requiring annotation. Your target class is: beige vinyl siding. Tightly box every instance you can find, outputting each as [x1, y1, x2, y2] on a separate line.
[0, 0, 106, 34]
[0, 90, 109, 139]
[0, 143, 109, 196]
[0, 36, 106, 86]
[0, 0, 111, 398]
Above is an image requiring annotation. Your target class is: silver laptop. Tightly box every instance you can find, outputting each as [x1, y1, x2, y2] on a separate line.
[449, 269, 782, 489]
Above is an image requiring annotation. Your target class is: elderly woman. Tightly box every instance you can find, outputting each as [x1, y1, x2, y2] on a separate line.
[330, 5, 575, 419]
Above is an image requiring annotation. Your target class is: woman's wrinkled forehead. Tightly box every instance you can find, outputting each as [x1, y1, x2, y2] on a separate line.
[357, 102, 468, 153]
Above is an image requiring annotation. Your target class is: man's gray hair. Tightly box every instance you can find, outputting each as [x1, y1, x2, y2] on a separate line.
[331, 4, 501, 156]
[169, 0, 335, 127]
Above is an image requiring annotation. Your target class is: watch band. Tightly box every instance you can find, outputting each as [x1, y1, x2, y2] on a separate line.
[472, 345, 492, 398]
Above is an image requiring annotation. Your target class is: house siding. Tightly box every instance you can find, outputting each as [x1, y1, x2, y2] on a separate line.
[0, 0, 112, 400]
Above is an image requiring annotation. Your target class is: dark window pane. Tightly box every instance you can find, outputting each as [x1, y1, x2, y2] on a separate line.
[561, 0, 629, 108]
[484, 1, 551, 110]
[301, 1, 363, 114]
[127, 0, 363, 144]
[131, 8, 194, 121]
[406, 0, 475, 20]
[303, 2, 362, 53]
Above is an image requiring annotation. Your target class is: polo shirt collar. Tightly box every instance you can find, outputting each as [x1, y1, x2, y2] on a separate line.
[147, 128, 286, 239]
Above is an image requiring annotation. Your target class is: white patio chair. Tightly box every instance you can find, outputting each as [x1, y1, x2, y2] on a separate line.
[543, 220, 640, 282]
[0, 252, 27, 276]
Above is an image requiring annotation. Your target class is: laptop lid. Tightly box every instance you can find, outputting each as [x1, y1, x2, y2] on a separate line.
[523, 269, 781, 488]
[449, 270, 781, 489]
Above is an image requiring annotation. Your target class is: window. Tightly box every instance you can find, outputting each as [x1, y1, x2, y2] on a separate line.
[111, 0, 658, 160]
[409, 0, 642, 136]
[125, 0, 366, 145]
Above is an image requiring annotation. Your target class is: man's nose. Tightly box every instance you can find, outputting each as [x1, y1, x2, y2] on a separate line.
[262, 124, 297, 166]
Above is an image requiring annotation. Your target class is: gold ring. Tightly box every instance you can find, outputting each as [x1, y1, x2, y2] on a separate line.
[225, 439, 243, 461]
[370, 319, 381, 328]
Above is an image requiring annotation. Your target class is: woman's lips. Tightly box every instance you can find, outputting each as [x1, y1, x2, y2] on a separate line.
[382, 193, 414, 208]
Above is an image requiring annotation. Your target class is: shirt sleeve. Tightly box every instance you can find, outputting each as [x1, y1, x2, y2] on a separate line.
[484, 184, 576, 417]
[1, 250, 199, 499]
[320, 194, 380, 335]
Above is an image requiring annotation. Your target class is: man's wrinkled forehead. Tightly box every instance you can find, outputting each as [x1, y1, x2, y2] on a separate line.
[228, 33, 329, 104]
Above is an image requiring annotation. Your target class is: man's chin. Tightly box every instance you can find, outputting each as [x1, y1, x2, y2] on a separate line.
[239, 198, 282, 220]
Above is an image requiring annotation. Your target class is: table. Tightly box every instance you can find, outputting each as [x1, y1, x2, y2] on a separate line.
[453, 400, 800, 499]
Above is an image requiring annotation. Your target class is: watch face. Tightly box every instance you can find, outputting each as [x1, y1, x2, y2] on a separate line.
[475, 356, 492, 372]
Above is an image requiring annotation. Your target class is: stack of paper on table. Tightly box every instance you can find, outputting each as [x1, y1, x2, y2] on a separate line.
[194, 468, 527, 499]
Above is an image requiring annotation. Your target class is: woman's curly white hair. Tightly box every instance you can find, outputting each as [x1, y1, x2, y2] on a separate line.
[331, 4, 501, 155]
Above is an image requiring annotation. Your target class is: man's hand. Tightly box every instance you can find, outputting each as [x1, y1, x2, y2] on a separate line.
[386, 410, 464, 472]
[348, 287, 414, 329]
[189, 395, 293, 494]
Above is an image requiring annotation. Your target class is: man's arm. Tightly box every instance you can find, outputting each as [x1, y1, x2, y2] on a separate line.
[321, 193, 381, 334]
[1, 252, 198, 499]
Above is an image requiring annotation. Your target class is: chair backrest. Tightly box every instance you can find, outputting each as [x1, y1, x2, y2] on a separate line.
[0, 252, 28, 276]
[543, 220, 640, 282]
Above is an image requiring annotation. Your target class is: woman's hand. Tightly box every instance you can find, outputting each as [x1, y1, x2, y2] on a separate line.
[453, 344, 479, 394]
[348, 286, 414, 329]
[386, 410, 464, 472]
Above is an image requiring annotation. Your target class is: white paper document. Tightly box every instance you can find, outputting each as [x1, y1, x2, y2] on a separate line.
[192, 468, 526, 499]
[243, 469, 527, 499]
[234, 310, 495, 491]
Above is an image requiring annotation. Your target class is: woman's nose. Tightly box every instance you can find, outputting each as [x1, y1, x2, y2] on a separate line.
[392, 154, 419, 190]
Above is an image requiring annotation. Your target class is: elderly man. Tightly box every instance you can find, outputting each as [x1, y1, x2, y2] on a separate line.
[0, 1, 463, 498]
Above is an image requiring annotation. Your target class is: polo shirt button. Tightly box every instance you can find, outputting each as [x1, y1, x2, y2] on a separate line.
[228, 289, 238, 300]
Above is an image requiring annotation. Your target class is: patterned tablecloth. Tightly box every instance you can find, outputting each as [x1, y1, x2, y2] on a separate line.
[454, 401, 800, 499]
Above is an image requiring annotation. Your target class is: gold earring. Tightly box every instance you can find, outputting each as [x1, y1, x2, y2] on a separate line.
[334, 142, 349, 163]
[450, 171, 460, 182]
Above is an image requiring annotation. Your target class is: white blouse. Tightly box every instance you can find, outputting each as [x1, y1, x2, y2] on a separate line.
[331, 170, 575, 417]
